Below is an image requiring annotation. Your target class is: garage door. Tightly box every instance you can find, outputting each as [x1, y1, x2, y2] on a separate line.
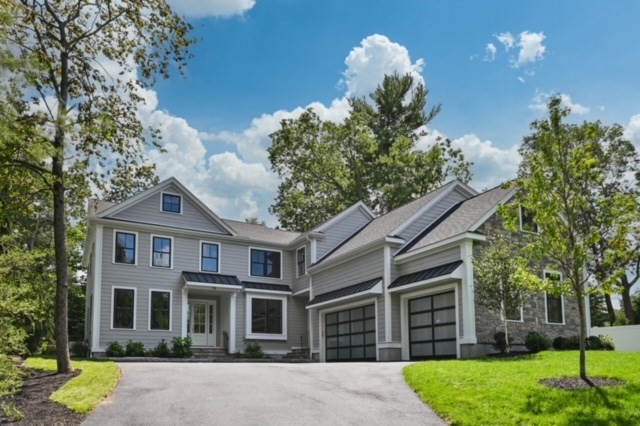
[409, 291, 457, 360]
[325, 304, 376, 362]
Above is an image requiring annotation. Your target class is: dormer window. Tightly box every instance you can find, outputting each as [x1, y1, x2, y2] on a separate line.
[162, 193, 182, 214]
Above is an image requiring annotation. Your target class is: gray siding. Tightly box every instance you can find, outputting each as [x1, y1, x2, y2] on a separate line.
[316, 207, 372, 259]
[223, 241, 293, 284]
[112, 183, 227, 234]
[398, 188, 469, 243]
[312, 249, 385, 295]
[397, 246, 461, 276]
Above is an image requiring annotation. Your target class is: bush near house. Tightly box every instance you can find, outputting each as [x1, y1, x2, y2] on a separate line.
[524, 331, 551, 353]
[105, 341, 126, 357]
[171, 337, 192, 358]
[70, 341, 90, 358]
[153, 339, 171, 357]
[492, 332, 512, 354]
[125, 341, 145, 357]
[243, 341, 265, 358]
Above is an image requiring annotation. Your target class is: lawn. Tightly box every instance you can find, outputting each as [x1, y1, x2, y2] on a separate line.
[24, 357, 121, 413]
[404, 351, 640, 426]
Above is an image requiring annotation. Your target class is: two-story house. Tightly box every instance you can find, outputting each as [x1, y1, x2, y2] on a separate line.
[82, 177, 581, 361]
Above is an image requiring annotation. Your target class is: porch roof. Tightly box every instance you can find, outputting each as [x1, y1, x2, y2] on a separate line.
[388, 260, 463, 290]
[242, 281, 292, 293]
[182, 271, 242, 287]
[307, 277, 382, 308]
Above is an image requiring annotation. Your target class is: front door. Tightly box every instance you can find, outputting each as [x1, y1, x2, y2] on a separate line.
[189, 301, 216, 347]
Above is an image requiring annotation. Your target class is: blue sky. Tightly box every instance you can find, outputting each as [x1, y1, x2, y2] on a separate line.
[144, 0, 640, 225]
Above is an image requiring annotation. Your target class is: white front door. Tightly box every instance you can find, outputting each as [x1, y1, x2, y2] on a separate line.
[189, 301, 216, 347]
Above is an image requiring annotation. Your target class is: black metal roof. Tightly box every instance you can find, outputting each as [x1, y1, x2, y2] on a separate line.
[307, 277, 382, 307]
[182, 271, 242, 287]
[388, 260, 463, 290]
[242, 281, 292, 293]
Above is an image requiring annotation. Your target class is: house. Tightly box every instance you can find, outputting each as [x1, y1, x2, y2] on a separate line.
[82, 177, 581, 361]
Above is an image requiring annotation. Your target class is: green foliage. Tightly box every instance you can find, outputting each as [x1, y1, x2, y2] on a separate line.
[152, 339, 171, 357]
[243, 341, 265, 358]
[633, 294, 640, 323]
[125, 341, 146, 357]
[268, 73, 471, 231]
[105, 341, 126, 358]
[0, 355, 23, 399]
[589, 293, 610, 327]
[493, 332, 512, 354]
[70, 340, 90, 358]
[171, 337, 192, 358]
[1, 402, 25, 422]
[585, 336, 604, 350]
[598, 335, 615, 351]
[614, 310, 630, 326]
[524, 331, 551, 353]
[553, 336, 580, 351]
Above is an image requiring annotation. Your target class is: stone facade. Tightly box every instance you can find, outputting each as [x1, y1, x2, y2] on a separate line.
[471, 210, 581, 353]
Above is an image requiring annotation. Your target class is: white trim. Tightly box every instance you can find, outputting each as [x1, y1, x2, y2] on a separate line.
[469, 188, 517, 231]
[400, 283, 460, 361]
[307, 309, 314, 355]
[248, 246, 283, 280]
[293, 287, 310, 296]
[383, 246, 392, 342]
[110, 286, 137, 330]
[296, 246, 306, 277]
[388, 267, 463, 294]
[460, 241, 477, 342]
[245, 293, 288, 340]
[150, 234, 174, 269]
[188, 299, 217, 347]
[112, 229, 139, 266]
[183, 281, 241, 292]
[148, 289, 173, 332]
[229, 293, 237, 353]
[519, 206, 540, 234]
[306, 280, 383, 309]
[91, 225, 103, 352]
[160, 191, 183, 215]
[318, 297, 378, 363]
[543, 269, 565, 325]
[312, 201, 375, 233]
[394, 233, 486, 263]
[244, 288, 292, 295]
[310, 239, 317, 264]
[199, 240, 221, 273]
[181, 287, 188, 338]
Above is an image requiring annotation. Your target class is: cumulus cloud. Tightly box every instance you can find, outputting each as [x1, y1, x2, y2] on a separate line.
[528, 91, 590, 115]
[167, 0, 255, 18]
[624, 114, 640, 148]
[513, 31, 546, 67]
[496, 32, 515, 51]
[484, 43, 497, 62]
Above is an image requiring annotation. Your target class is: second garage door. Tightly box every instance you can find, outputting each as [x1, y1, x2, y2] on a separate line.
[325, 304, 376, 362]
[409, 291, 457, 360]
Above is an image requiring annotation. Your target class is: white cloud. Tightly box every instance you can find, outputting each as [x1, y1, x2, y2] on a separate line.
[167, 0, 255, 18]
[513, 31, 546, 68]
[528, 92, 590, 115]
[496, 32, 515, 51]
[624, 114, 640, 148]
[484, 43, 497, 62]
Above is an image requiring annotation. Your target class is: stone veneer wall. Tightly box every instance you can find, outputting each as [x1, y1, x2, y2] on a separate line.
[472, 211, 581, 351]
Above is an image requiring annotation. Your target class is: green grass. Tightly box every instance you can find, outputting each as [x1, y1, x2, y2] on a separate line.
[24, 357, 121, 413]
[404, 351, 640, 426]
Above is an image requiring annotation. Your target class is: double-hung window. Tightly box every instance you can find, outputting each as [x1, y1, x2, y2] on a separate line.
[201, 242, 220, 273]
[112, 287, 135, 329]
[151, 236, 173, 268]
[250, 248, 281, 278]
[149, 290, 171, 331]
[114, 231, 136, 265]
[296, 247, 306, 277]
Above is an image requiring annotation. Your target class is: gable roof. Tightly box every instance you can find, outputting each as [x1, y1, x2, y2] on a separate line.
[314, 180, 460, 265]
[222, 219, 301, 245]
[403, 184, 515, 254]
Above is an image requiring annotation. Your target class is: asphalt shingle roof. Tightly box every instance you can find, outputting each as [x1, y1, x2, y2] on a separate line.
[222, 219, 301, 245]
[242, 281, 292, 293]
[307, 277, 382, 307]
[182, 271, 242, 287]
[388, 261, 463, 289]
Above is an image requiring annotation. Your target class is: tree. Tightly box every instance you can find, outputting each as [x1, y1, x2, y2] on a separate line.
[1, 1, 194, 372]
[589, 294, 610, 327]
[245, 217, 266, 226]
[268, 73, 471, 232]
[473, 235, 532, 353]
[503, 96, 640, 381]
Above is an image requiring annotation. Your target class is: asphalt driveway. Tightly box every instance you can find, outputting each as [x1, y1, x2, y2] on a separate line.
[83, 362, 445, 426]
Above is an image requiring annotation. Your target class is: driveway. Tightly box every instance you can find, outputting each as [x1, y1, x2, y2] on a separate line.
[83, 362, 445, 426]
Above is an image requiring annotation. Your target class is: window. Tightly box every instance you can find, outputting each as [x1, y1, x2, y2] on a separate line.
[519, 206, 539, 233]
[161, 193, 181, 214]
[201, 242, 219, 272]
[151, 236, 172, 268]
[245, 294, 287, 339]
[544, 271, 564, 324]
[149, 290, 171, 331]
[250, 248, 281, 278]
[112, 287, 135, 329]
[114, 231, 136, 265]
[296, 247, 306, 277]
[504, 305, 523, 322]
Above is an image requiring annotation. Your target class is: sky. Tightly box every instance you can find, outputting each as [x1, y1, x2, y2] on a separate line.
[139, 0, 640, 227]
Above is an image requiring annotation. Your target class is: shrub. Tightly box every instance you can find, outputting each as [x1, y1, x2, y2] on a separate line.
[524, 331, 551, 353]
[599, 334, 615, 351]
[243, 341, 264, 358]
[172, 336, 193, 358]
[552, 336, 568, 350]
[125, 340, 146, 357]
[106, 341, 126, 357]
[70, 340, 90, 358]
[586, 335, 604, 350]
[153, 339, 171, 357]
[0, 355, 23, 399]
[492, 332, 512, 354]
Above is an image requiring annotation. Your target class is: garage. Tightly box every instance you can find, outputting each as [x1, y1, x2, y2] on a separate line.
[409, 291, 457, 359]
[325, 304, 376, 362]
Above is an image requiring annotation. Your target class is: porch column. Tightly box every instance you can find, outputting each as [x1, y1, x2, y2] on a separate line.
[460, 240, 477, 343]
[229, 292, 237, 353]
[181, 286, 188, 338]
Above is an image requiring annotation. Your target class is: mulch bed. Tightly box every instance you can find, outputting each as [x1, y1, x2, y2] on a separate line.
[540, 377, 626, 390]
[0, 368, 85, 425]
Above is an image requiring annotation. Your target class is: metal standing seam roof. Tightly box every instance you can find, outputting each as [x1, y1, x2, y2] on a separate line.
[388, 260, 463, 289]
[242, 281, 292, 293]
[182, 271, 242, 286]
[307, 277, 382, 307]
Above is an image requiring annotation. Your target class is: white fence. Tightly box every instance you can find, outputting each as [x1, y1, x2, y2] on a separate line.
[590, 325, 640, 352]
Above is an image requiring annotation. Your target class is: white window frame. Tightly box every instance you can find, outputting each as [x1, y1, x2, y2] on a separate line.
[199, 241, 221, 273]
[111, 286, 137, 330]
[112, 229, 138, 266]
[148, 289, 173, 331]
[519, 206, 539, 234]
[150, 234, 174, 269]
[160, 191, 183, 215]
[543, 269, 565, 325]
[248, 246, 283, 280]
[502, 303, 524, 323]
[296, 246, 306, 277]
[245, 293, 288, 340]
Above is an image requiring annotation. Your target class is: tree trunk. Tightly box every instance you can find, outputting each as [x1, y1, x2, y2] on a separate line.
[604, 294, 616, 325]
[620, 275, 637, 325]
[503, 318, 510, 353]
[576, 294, 589, 382]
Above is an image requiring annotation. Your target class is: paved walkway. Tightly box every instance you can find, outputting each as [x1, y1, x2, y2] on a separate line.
[83, 362, 445, 426]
